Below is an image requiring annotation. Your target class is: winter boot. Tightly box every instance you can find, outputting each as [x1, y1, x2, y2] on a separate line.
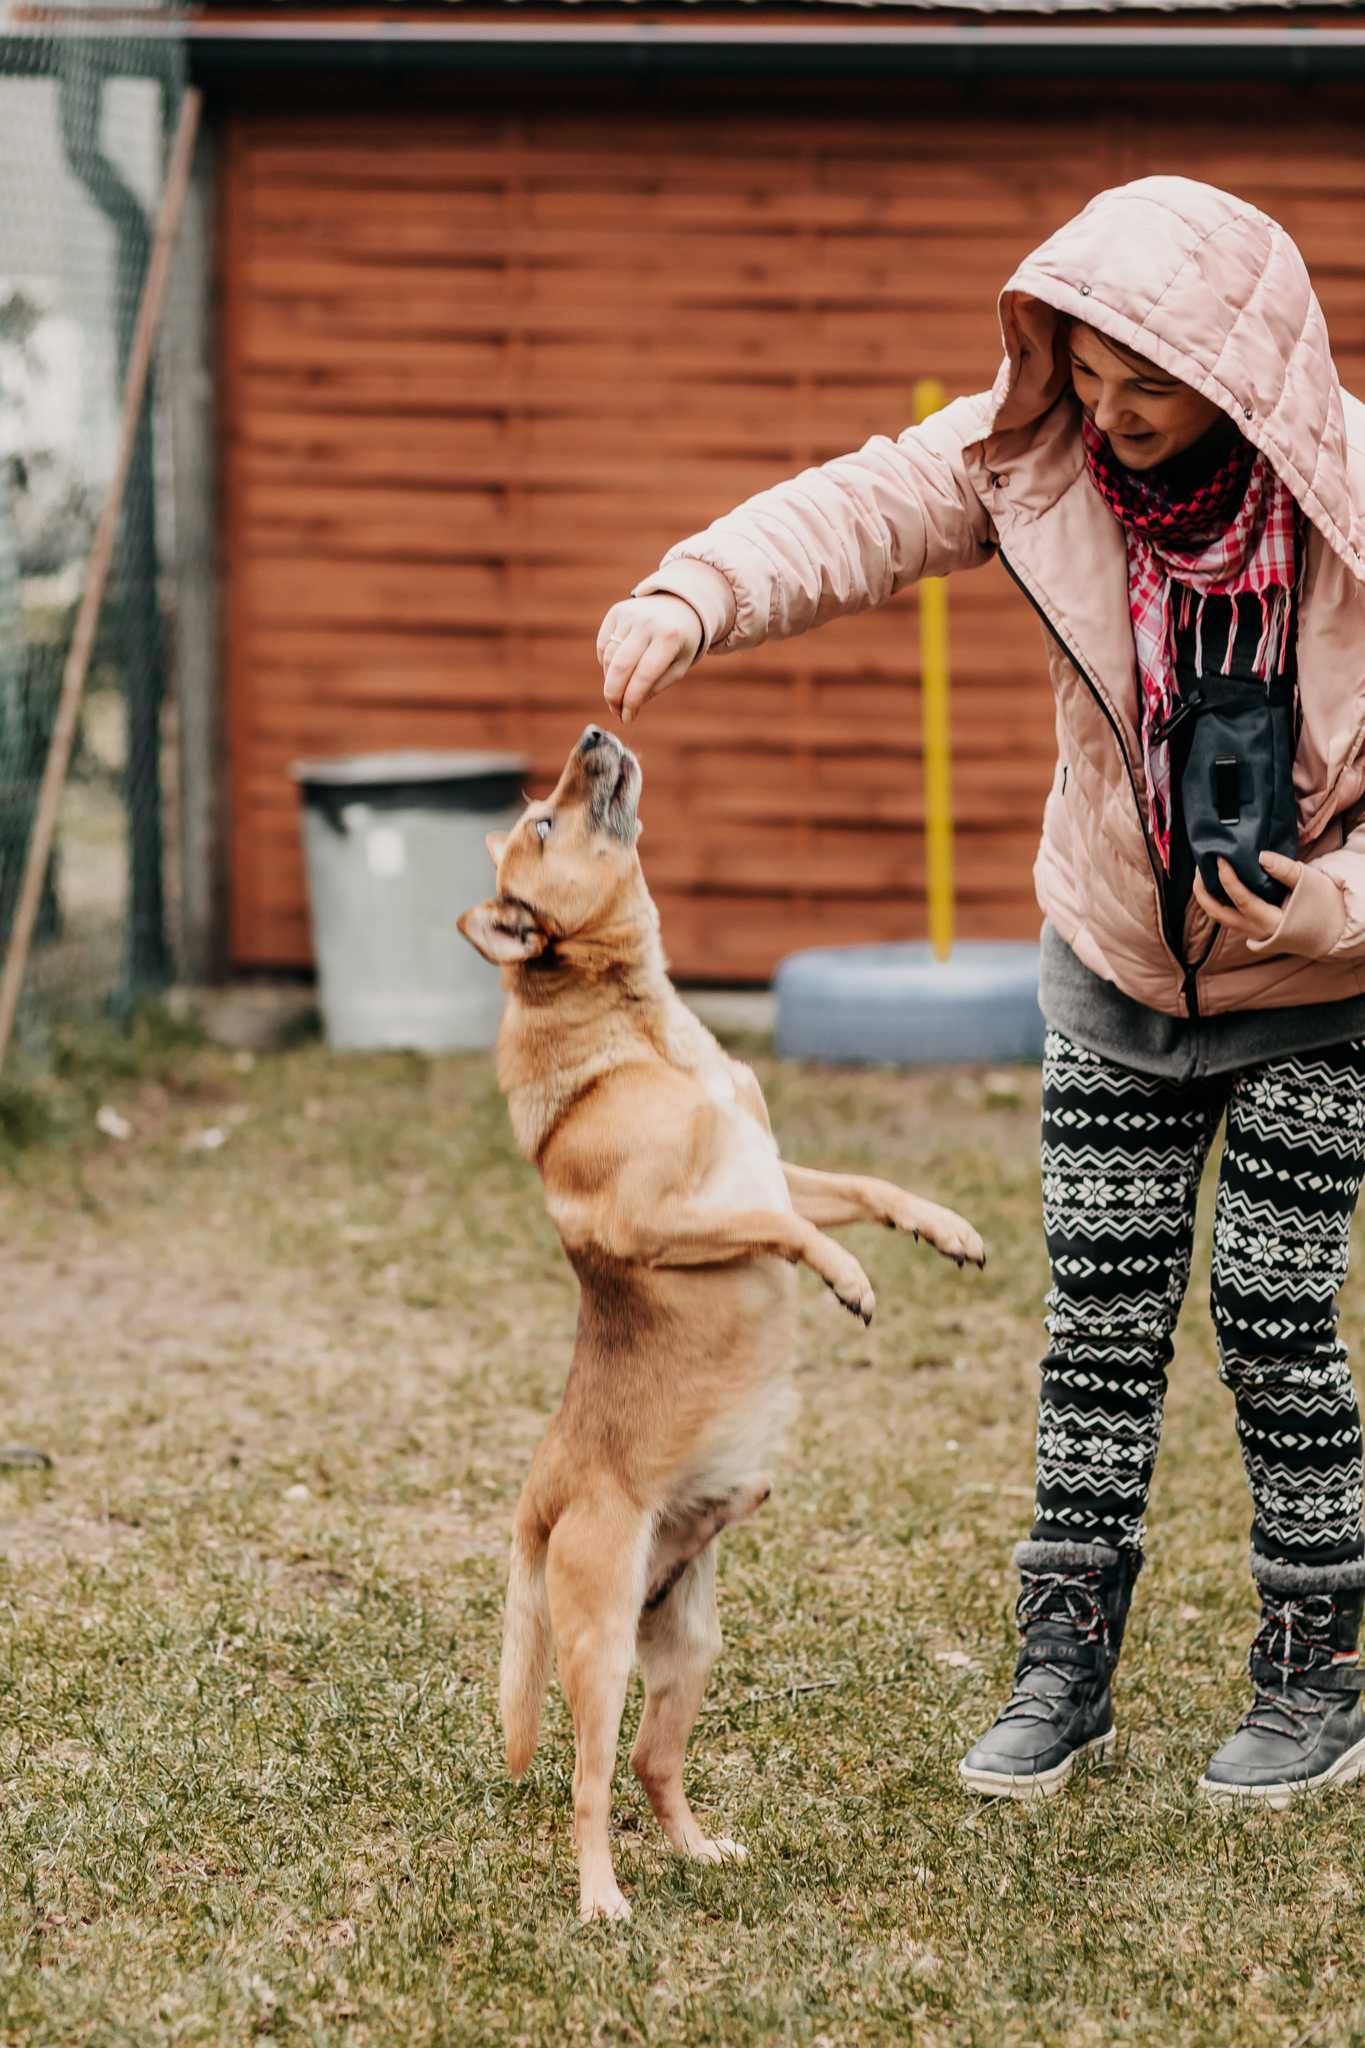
[1200, 1557, 1365, 1806]
[959, 1540, 1142, 1799]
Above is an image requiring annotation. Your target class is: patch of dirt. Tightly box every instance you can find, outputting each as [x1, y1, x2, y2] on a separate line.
[257, 1553, 357, 1596]
[370, 1498, 508, 1564]
[0, 1507, 140, 1564]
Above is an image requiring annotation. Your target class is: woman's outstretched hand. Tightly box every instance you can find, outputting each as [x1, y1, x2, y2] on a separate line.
[1192, 850, 1304, 942]
[597, 596, 704, 725]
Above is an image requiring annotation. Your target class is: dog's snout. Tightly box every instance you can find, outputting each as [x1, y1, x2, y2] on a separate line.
[578, 723, 623, 764]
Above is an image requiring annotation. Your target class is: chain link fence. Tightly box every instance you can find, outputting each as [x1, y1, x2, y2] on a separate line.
[0, 4, 188, 1061]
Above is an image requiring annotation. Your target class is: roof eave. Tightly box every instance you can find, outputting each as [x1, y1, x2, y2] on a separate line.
[6, 17, 1365, 78]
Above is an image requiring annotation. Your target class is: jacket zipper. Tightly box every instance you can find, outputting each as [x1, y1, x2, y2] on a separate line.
[999, 552, 1203, 1020]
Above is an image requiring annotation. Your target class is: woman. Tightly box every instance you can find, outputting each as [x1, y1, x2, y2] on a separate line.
[595, 176, 1365, 1804]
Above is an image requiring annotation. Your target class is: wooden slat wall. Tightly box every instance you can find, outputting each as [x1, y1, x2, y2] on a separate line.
[220, 91, 1365, 980]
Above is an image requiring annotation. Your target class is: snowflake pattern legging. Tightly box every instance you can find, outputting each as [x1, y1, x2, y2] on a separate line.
[1033, 1029, 1365, 1567]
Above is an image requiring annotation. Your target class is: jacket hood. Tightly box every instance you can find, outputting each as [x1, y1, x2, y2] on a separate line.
[987, 175, 1365, 581]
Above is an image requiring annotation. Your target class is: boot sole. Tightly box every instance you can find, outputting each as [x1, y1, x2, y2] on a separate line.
[1198, 1729, 1365, 1811]
[958, 1728, 1117, 1801]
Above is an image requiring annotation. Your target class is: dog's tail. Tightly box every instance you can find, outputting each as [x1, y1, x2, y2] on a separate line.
[501, 1510, 552, 1778]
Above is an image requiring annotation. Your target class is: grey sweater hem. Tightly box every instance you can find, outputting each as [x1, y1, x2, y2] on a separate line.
[1039, 923, 1365, 1084]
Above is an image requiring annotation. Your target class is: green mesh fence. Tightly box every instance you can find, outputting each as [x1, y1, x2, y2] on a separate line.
[0, 6, 188, 1058]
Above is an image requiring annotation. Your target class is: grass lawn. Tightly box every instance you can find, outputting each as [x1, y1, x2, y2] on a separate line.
[1, 1017, 1363, 2046]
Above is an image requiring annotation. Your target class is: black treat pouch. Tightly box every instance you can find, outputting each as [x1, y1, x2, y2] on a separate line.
[1156, 671, 1298, 909]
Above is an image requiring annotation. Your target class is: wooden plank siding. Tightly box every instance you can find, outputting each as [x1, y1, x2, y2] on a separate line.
[219, 90, 1365, 979]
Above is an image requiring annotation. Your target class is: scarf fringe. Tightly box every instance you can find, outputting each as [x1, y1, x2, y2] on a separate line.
[1180, 585, 1293, 686]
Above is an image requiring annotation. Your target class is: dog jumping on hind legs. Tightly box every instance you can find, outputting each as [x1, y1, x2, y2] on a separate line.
[459, 724, 986, 1922]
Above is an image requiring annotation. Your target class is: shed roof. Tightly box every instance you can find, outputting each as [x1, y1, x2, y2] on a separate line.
[186, 0, 1365, 12]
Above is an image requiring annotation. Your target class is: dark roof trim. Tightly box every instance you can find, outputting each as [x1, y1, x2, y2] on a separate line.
[3, 19, 1365, 78]
[192, 21, 1365, 78]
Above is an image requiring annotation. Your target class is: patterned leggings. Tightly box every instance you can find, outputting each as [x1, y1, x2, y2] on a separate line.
[1034, 1029, 1365, 1567]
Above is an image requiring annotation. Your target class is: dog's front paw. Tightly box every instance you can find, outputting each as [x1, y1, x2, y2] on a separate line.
[827, 1255, 875, 1325]
[887, 1195, 986, 1270]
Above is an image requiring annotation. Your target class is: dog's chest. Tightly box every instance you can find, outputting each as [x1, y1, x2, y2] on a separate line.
[695, 1081, 790, 1214]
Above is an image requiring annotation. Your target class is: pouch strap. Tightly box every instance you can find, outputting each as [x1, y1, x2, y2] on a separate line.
[1151, 691, 1206, 746]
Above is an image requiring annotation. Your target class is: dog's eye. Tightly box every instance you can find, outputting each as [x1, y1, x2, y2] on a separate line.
[535, 817, 552, 842]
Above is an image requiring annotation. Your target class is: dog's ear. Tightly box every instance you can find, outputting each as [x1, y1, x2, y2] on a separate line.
[485, 831, 508, 866]
[457, 898, 550, 965]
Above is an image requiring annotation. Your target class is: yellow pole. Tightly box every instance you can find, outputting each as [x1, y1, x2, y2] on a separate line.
[914, 377, 954, 963]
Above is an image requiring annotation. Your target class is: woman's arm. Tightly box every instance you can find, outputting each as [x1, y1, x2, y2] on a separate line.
[599, 392, 996, 722]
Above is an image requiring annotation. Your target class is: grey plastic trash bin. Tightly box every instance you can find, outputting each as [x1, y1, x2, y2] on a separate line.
[292, 749, 527, 1053]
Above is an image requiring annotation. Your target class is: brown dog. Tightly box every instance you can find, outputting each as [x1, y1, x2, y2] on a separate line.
[459, 725, 985, 1921]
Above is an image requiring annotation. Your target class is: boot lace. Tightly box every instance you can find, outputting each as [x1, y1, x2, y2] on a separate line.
[998, 1568, 1110, 1725]
[1239, 1592, 1350, 1742]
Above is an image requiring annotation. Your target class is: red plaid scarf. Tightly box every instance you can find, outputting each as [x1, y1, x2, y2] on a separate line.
[1081, 414, 1301, 869]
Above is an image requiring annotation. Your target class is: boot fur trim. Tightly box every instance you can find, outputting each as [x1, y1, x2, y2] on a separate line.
[1251, 1550, 1365, 1595]
[1014, 1539, 1124, 1574]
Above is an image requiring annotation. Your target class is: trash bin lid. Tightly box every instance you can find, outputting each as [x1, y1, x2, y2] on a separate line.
[290, 749, 528, 787]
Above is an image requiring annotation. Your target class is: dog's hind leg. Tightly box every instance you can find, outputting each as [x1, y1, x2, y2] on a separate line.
[632, 1542, 745, 1865]
[546, 1496, 649, 1923]
[643, 1478, 771, 1610]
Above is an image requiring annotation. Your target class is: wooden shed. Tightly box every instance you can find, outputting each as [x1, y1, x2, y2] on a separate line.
[176, 4, 1365, 983]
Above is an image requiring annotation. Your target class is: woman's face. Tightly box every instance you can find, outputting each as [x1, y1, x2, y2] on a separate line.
[1069, 322, 1223, 471]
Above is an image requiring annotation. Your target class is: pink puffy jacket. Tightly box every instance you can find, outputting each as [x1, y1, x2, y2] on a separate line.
[635, 176, 1365, 1020]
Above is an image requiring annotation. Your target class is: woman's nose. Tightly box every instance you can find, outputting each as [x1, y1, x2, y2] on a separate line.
[1093, 387, 1129, 433]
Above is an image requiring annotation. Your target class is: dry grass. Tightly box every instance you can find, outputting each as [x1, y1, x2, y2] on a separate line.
[0, 1017, 1363, 2045]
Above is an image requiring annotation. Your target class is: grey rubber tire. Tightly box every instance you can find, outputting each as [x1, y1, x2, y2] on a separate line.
[774, 941, 1045, 1067]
